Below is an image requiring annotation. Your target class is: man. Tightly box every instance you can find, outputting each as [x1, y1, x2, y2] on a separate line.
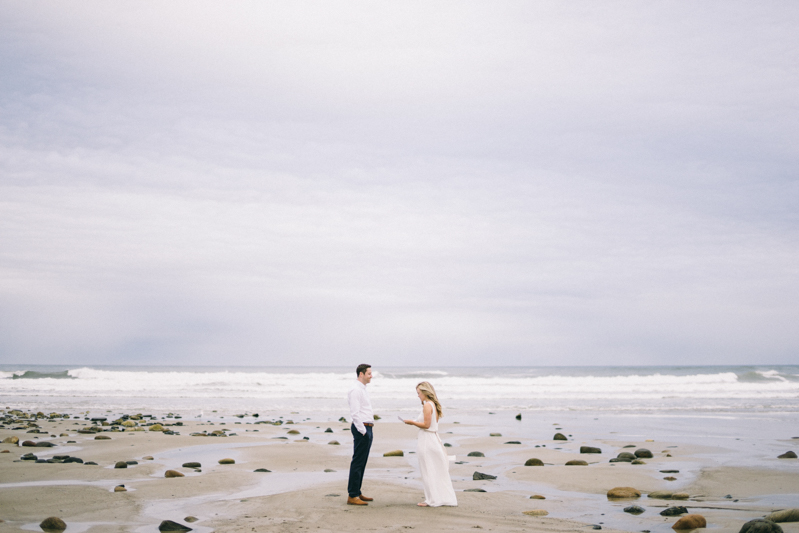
[347, 363, 375, 505]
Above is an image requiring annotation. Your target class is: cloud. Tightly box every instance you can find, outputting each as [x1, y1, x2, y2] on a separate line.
[1, 2, 798, 366]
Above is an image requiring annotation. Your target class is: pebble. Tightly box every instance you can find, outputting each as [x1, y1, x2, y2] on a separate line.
[565, 460, 588, 466]
[504, 441, 521, 444]
[114, 485, 127, 492]
[624, 505, 645, 514]
[114, 461, 128, 468]
[648, 491, 674, 499]
[766, 509, 799, 523]
[661, 506, 688, 516]
[185, 517, 199, 523]
[580, 446, 602, 454]
[158, 519, 192, 531]
[530, 495, 546, 500]
[524, 458, 544, 466]
[254, 468, 271, 472]
[464, 488, 486, 492]
[95, 435, 111, 440]
[328, 440, 340, 445]
[523, 510, 548, 516]
[740, 519, 784, 533]
[39, 516, 67, 531]
[383, 450, 404, 457]
[553, 433, 567, 440]
[672, 515, 706, 530]
[165, 470, 184, 478]
[218, 458, 235, 464]
[777, 451, 797, 459]
[473, 471, 497, 480]
[182, 462, 201, 468]
[489, 433, 502, 437]
[607, 487, 641, 499]
[324, 469, 336, 472]
[635, 448, 653, 458]
[467, 451, 485, 457]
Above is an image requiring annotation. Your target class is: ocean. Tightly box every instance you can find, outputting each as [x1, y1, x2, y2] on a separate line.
[2, 364, 798, 416]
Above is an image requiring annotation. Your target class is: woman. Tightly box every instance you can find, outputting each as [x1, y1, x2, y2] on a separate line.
[403, 381, 458, 507]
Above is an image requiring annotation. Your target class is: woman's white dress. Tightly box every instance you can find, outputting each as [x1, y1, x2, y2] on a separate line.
[416, 401, 458, 506]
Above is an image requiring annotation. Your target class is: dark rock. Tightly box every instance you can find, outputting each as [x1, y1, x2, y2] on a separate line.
[324, 428, 333, 433]
[254, 468, 271, 472]
[553, 433, 567, 440]
[740, 519, 784, 533]
[766, 509, 799, 523]
[593, 526, 602, 530]
[182, 462, 201, 468]
[35, 441, 56, 447]
[467, 451, 485, 457]
[525, 458, 544, 466]
[672, 514, 706, 530]
[661, 470, 680, 473]
[616, 452, 635, 462]
[580, 446, 602, 454]
[184, 517, 199, 523]
[624, 505, 645, 514]
[661, 507, 689, 516]
[516, 413, 522, 420]
[22, 440, 37, 447]
[158, 519, 192, 531]
[635, 448, 653, 458]
[114, 461, 128, 468]
[632, 459, 647, 465]
[84, 461, 98, 465]
[464, 488, 487, 492]
[21, 453, 37, 460]
[218, 458, 235, 464]
[165, 470, 184, 478]
[473, 471, 497, 480]
[126, 460, 138, 465]
[777, 451, 797, 459]
[565, 460, 588, 465]
[504, 441, 521, 444]
[40, 516, 67, 531]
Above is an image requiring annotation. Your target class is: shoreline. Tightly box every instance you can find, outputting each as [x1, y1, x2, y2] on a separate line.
[1, 407, 798, 532]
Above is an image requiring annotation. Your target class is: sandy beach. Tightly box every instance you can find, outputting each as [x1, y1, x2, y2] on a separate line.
[2, 408, 798, 533]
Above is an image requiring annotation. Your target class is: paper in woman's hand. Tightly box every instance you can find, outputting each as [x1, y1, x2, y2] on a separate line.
[397, 416, 405, 423]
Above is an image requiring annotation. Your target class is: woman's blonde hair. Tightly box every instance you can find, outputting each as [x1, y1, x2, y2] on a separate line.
[416, 381, 443, 420]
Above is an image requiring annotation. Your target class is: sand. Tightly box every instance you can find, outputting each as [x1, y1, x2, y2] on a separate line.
[1, 410, 798, 533]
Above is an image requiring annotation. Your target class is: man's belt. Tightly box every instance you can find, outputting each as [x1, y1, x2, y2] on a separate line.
[363, 422, 374, 427]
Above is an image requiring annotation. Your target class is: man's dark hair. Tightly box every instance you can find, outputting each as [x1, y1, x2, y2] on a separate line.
[356, 364, 371, 377]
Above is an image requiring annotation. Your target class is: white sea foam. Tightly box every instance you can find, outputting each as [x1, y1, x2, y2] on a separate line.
[2, 365, 798, 414]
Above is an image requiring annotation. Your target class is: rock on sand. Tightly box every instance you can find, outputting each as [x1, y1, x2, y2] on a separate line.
[553, 433, 567, 440]
[39, 516, 67, 531]
[607, 487, 641, 499]
[777, 451, 797, 459]
[565, 460, 588, 466]
[383, 450, 403, 457]
[766, 510, 799, 523]
[165, 470, 184, 478]
[624, 505, 645, 514]
[158, 519, 192, 531]
[468, 451, 485, 457]
[523, 510, 548, 516]
[473, 471, 497, 480]
[740, 519, 784, 533]
[525, 458, 544, 466]
[672, 514, 706, 530]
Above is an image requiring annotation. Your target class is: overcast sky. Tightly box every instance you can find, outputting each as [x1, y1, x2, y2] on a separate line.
[1, 2, 797, 367]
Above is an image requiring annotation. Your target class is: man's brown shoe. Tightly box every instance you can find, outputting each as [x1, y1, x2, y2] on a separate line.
[359, 494, 374, 501]
[347, 496, 368, 505]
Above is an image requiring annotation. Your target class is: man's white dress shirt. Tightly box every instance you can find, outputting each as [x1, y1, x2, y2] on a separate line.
[348, 380, 374, 435]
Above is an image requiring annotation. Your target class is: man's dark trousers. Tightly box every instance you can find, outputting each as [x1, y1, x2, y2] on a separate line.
[348, 424, 373, 498]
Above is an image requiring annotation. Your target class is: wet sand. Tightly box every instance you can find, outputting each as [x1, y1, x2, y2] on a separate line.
[1, 409, 798, 532]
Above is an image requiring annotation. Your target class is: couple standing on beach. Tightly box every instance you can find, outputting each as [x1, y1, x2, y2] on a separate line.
[347, 363, 458, 508]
